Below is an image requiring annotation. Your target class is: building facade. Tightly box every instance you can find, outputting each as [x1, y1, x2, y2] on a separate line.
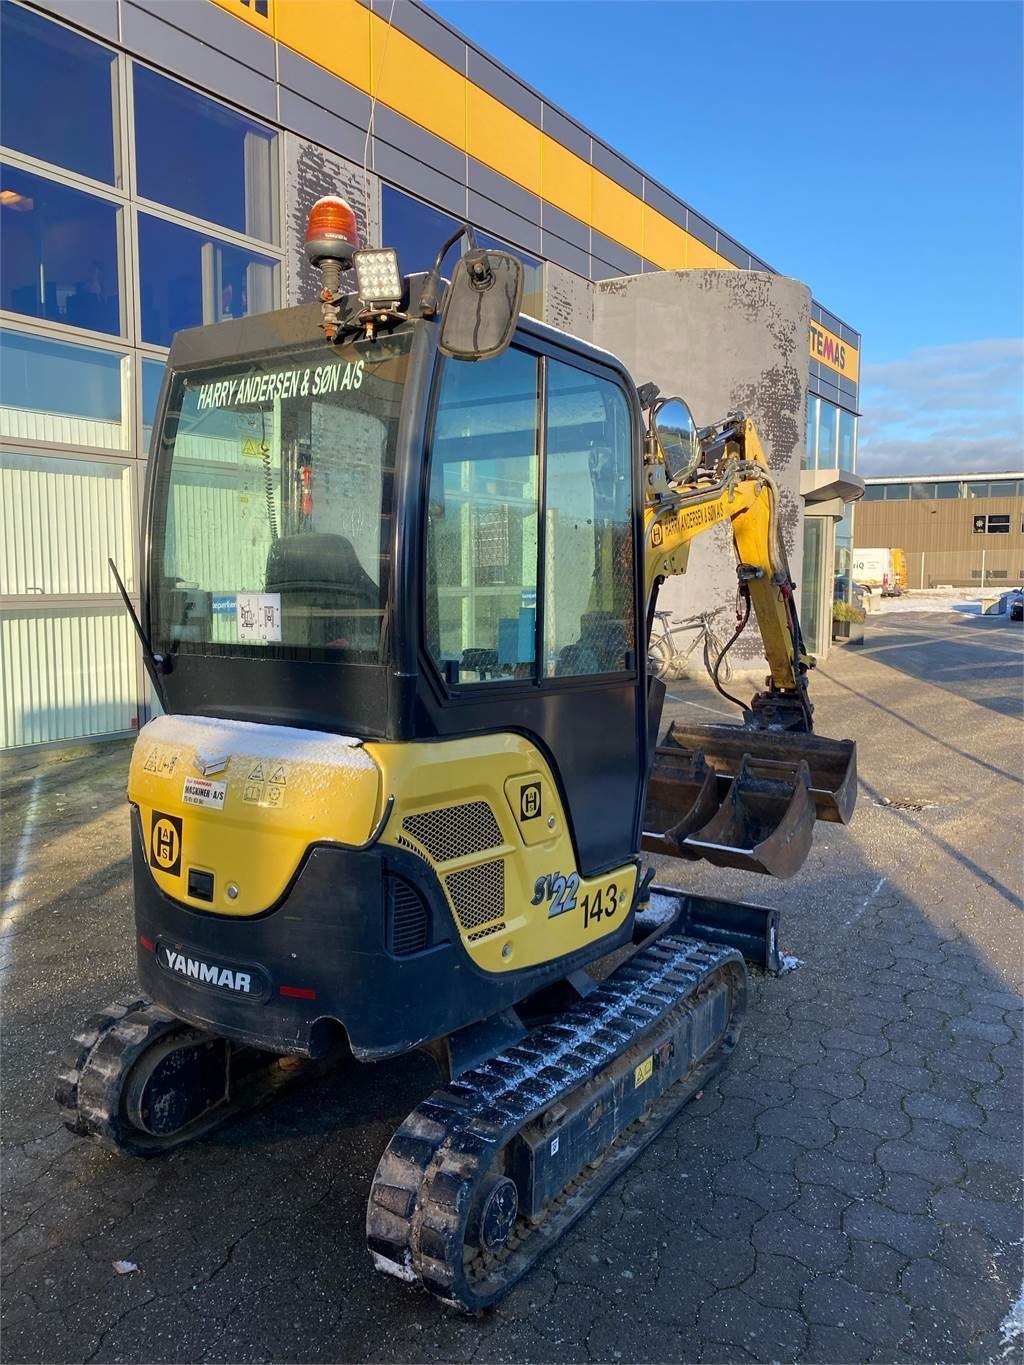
[857, 474, 1024, 589]
[0, 0, 862, 747]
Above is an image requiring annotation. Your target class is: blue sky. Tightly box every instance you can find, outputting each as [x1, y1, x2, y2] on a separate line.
[432, 0, 1024, 474]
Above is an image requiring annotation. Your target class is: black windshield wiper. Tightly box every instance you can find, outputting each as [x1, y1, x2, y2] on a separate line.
[108, 558, 169, 713]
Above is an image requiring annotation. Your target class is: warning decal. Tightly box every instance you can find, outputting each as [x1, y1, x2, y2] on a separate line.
[150, 812, 183, 877]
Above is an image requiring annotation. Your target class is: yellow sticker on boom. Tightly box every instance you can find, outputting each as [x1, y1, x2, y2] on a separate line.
[634, 1056, 654, 1088]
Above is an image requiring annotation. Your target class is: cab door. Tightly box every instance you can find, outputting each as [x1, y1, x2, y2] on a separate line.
[412, 333, 647, 876]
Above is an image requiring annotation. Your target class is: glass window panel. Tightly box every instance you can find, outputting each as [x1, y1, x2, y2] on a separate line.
[138, 213, 278, 347]
[910, 482, 936, 500]
[426, 348, 541, 683]
[0, 452, 135, 594]
[1, 1, 118, 184]
[935, 481, 961, 499]
[884, 483, 909, 500]
[986, 481, 1016, 497]
[838, 409, 857, 472]
[544, 361, 634, 676]
[863, 484, 885, 501]
[799, 517, 825, 655]
[0, 162, 121, 335]
[141, 358, 166, 453]
[381, 185, 461, 278]
[964, 482, 988, 498]
[817, 400, 838, 466]
[0, 329, 127, 448]
[133, 66, 277, 242]
[804, 394, 817, 469]
[986, 515, 1010, 533]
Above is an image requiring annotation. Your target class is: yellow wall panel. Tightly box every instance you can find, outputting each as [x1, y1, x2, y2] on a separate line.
[591, 169, 644, 256]
[642, 207, 686, 270]
[686, 237, 726, 270]
[467, 86, 541, 195]
[540, 136, 591, 223]
[369, 12, 466, 151]
[276, 0, 371, 95]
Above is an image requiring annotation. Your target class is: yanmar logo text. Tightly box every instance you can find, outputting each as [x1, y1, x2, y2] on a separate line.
[159, 947, 253, 994]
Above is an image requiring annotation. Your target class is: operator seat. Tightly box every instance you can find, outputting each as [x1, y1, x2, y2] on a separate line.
[265, 532, 380, 652]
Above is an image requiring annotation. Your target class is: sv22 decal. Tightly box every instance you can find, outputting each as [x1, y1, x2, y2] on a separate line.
[531, 871, 579, 918]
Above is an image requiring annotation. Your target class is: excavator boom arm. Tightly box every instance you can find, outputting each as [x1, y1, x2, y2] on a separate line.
[643, 413, 811, 727]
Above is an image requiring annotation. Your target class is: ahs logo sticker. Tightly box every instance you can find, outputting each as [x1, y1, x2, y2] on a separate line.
[150, 812, 182, 876]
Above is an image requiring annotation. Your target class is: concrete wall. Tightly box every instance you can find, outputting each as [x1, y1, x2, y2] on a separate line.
[283, 135, 380, 305]
[591, 270, 811, 671]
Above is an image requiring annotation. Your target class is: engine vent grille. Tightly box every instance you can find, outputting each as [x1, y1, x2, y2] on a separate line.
[385, 877, 430, 956]
[468, 920, 506, 943]
[444, 859, 504, 931]
[402, 801, 502, 864]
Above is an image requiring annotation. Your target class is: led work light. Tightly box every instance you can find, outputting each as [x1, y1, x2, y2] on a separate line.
[354, 248, 403, 306]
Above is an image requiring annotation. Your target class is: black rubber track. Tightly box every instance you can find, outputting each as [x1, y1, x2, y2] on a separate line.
[367, 936, 747, 1311]
[55, 997, 338, 1157]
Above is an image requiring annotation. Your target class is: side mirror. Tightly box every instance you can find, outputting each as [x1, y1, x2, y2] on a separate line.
[438, 249, 523, 361]
[652, 396, 702, 482]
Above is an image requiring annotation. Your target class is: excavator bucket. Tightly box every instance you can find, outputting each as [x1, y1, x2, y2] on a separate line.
[662, 720, 857, 825]
[643, 748, 816, 879]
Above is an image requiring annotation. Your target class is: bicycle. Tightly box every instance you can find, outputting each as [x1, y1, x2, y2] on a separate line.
[647, 605, 734, 683]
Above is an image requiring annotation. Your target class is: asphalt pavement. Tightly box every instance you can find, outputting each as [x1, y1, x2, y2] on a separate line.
[2, 610, 1022, 1363]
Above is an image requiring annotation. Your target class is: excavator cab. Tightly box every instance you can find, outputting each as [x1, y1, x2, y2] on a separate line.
[59, 198, 856, 1311]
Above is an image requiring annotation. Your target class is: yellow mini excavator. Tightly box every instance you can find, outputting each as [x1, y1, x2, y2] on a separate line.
[58, 197, 856, 1310]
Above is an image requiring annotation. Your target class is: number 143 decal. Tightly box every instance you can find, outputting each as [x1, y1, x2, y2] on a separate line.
[532, 872, 621, 927]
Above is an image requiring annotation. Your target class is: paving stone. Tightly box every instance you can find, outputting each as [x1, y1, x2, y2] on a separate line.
[829, 1127, 886, 1164]
[802, 1274, 912, 1344]
[878, 1170, 934, 1215]
[841, 1238, 909, 1296]
[924, 1048, 1001, 1084]
[752, 1212, 850, 1273]
[874, 1139, 963, 1184]
[789, 1182, 854, 1231]
[711, 1159, 798, 1212]
[858, 1055, 932, 1092]
[822, 1028, 890, 1058]
[789, 1061, 864, 1100]
[747, 1136, 801, 1176]
[697, 1289, 807, 1360]
[795, 1149, 884, 1200]
[929, 1186, 1024, 1247]
[800, 1323, 873, 1363]
[736, 1251, 808, 1312]
[949, 1016, 1015, 1045]
[830, 1095, 911, 1140]
[955, 1159, 1024, 1205]
[900, 1256, 1007, 1330]
[843, 1202, 939, 1258]
[954, 1128, 1023, 1172]
[755, 1106, 835, 1150]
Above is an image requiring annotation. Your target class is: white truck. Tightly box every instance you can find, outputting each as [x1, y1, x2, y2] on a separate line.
[852, 547, 904, 596]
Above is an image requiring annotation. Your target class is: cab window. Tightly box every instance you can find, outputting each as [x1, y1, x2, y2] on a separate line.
[544, 360, 634, 676]
[425, 347, 540, 682]
[424, 347, 636, 685]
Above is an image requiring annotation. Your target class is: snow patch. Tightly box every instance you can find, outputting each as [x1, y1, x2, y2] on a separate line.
[779, 954, 803, 974]
[999, 1282, 1024, 1358]
[637, 890, 683, 926]
[371, 1250, 419, 1284]
[142, 714, 375, 770]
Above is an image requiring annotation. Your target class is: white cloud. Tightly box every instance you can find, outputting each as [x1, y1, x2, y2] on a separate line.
[858, 338, 1024, 476]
